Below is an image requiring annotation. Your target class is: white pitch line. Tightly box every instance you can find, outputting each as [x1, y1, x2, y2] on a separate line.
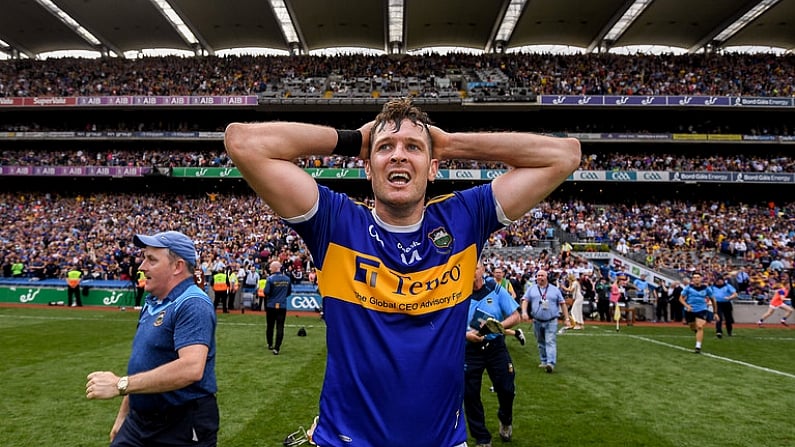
[620, 331, 795, 380]
[561, 330, 795, 342]
[558, 328, 795, 379]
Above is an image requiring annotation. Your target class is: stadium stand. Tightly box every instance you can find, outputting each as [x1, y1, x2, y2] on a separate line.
[0, 53, 792, 321]
[1, 53, 794, 98]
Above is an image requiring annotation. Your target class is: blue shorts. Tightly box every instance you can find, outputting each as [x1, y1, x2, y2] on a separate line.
[685, 310, 708, 323]
[111, 395, 218, 447]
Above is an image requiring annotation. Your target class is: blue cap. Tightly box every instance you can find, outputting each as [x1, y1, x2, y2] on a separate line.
[133, 231, 197, 268]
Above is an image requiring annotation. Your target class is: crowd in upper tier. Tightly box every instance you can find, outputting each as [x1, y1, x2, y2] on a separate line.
[2, 149, 794, 173]
[0, 51, 792, 302]
[1, 52, 793, 98]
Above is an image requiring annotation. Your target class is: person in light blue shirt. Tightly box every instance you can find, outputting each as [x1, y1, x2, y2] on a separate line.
[680, 272, 717, 354]
[769, 257, 784, 273]
[521, 270, 570, 373]
[465, 262, 521, 445]
[710, 274, 737, 338]
[734, 266, 750, 293]
[633, 274, 652, 302]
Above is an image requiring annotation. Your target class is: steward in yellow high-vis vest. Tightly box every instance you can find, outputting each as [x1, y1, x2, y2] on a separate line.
[212, 271, 230, 313]
[66, 268, 83, 307]
[257, 278, 267, 311]
[257, 278, 267, 297]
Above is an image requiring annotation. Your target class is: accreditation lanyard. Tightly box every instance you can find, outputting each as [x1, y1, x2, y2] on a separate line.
[537, 285, 550, 310]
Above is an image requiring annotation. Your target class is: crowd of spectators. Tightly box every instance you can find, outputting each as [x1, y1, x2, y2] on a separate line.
[3, 148, 795, 173]
[549, 198, 794, 277]
[1, 52, 793, 98]
[0, 192, 311, 285]
[1, 191, 791, 301]
[0, 148, 233, 168]
[471, 198, 794, 305]
[579, 152, 795, 173]
[1, 113, 791, 136]
[1, 52, 792, 303]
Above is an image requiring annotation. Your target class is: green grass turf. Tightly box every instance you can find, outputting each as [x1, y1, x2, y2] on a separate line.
[1, 307, 793, 446]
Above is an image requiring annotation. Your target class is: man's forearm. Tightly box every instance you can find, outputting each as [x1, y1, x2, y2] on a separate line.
[435, 130, 580, 169]
[502, 312, 521, 329]
[225, 121, 339, 162]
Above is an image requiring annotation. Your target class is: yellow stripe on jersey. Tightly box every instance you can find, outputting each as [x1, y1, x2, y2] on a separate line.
[425, 193, 455, 207]
[317, 243, 477, 316]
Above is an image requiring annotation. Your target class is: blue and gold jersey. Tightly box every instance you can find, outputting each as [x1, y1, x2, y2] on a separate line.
[286, 184, 505, 447]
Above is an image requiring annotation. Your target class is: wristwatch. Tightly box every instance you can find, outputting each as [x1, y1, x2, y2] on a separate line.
[117, 376, 129, 396]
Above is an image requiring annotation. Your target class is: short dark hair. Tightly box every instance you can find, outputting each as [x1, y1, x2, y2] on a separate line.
[368, 98, 433, 158]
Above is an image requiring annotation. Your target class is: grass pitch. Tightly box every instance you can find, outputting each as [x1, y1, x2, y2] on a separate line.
[1, 306, 793, 447]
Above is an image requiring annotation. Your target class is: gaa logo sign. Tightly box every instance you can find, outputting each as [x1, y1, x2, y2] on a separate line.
[641, 172, 664, 181]
[608, 171, 633, 181]
[290, 294, 321, 310]
[453, 170, 476, 179]
[574, 171, 601, 181]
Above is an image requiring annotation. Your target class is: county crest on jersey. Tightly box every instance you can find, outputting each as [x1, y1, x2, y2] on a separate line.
[285, 184, 506, 447]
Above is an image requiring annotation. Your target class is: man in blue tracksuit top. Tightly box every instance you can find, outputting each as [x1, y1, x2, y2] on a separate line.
[710, 274, 737, 338]
[464, 262, 522, 446]
[85, 231, 218, 446]
[264, 260, 292, 355]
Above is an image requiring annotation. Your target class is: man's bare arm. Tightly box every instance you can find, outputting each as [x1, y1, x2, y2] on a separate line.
[430, 128, 581, 220]
[225, 122, 365, 218]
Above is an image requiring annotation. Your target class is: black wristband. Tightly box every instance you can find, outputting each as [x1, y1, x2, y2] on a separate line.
[333, 129, 363, 157]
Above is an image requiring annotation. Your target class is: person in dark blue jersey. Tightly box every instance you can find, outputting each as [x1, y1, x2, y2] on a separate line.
[86, 231, 218, 446]
[225, 98, 580, 447]
[263, 260, 292, 355]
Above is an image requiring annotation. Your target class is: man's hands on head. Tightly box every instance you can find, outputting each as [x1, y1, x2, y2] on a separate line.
[357, 121, 374, 159]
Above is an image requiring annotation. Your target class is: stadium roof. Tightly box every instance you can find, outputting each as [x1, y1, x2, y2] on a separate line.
[0, 0, 793, 59]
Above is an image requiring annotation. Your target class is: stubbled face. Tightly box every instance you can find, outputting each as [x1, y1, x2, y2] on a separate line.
[138, 247, 178, 299]
[365, 119, 437, 217]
